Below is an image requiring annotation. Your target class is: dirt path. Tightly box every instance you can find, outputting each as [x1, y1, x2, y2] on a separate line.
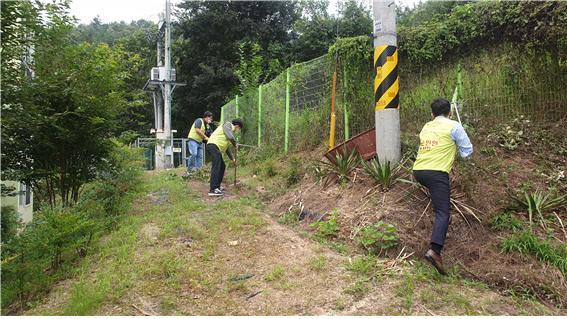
[25, 171, 558, 315]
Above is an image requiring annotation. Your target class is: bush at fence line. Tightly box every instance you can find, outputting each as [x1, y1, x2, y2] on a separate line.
[237, 88, 260, 146]
[288, 105, 328, 151]
[328, 36, 375, 141]
[0, 142, 143, 312]
[239, 143, 280, 166]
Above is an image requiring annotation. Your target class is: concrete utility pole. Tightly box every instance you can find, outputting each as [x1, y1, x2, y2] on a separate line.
[153, 15, 165, 168]
[144, 0, 185, 170]
[161, 0, 173, 168]
[156, 18, 164, 132]
[372, 0, 400, 164]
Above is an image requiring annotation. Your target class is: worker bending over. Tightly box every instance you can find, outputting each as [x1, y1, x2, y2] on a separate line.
[206, 119, 243, 197]
[412, 98, 473, 275]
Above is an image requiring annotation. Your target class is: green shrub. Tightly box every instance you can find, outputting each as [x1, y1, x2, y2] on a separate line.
[310, 210, 340, 238]
[1, 207, 97, 311]
[356, 221, 398, 254]
[1, 206, 20, 245]
[285, 158, 303, 186]
[0, 143, 142, 312]
[261, 161, 278, 178]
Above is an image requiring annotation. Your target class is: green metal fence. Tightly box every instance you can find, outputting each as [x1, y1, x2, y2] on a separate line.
[219, 44, 567, 154]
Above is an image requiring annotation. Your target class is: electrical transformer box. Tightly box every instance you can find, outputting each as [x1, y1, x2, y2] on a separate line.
[150, 67, 176, 81]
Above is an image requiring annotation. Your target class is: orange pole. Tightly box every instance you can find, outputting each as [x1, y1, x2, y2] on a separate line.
[329, 71, 337, 150]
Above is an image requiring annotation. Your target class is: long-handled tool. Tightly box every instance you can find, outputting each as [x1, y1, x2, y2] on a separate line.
[236, 143, 256, 149]
[233, 144, 238, 187]
[451, 86, 462, 125]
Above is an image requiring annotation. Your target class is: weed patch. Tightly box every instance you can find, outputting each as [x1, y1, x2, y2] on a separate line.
[491, 212, 524, 232]
[502, 231, 567, 276]
[344, 278, 371, 299]
[261, 161, 278, 178]
[355, 221, 398, 255]
[285, 158, 303, 187]
[308, 256, 327, 271]
[346, 255, 380, 278]
[264, 266, 285, 282]
[279, 209, 301, 225]
[310, 210, 340, 238]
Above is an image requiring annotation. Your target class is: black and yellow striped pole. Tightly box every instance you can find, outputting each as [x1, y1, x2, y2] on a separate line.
[372, 0, 400, 164]
[374, 45, 399, 110]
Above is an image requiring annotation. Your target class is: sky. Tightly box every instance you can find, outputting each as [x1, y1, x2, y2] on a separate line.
[66, 0, 423, 25]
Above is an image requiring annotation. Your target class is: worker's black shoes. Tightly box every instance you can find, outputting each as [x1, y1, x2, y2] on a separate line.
[425, 249, 447, 276]
[208, 188, 224, 197]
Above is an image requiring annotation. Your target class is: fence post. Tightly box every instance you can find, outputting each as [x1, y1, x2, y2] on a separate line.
[235, 95, 239, 118]
[220, 106, 224, 124]
[343, 65, 350, 141]
[258, 84, 262, 146]
[284, 68, 290, 154]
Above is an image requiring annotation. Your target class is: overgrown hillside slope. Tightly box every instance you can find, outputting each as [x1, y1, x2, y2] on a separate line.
[20, 170, 561, 315]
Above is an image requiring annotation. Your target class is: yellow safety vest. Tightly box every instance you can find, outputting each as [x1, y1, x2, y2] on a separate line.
[208, 123, 233, 153]
[187, 118, 208, 143]
[413, 117, 458, 173]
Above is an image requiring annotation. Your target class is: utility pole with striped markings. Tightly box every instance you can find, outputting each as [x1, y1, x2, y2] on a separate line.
[372, 0, 401, 164]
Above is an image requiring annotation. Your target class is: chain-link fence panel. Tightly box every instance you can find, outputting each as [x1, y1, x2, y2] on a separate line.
[222, 99, 237, 124]
[288, 55, 332, 152]
[335, 57, 375, 144]
[237, 88, 259, 146]
[259, 72, 287, 150]
[399, 46, 567, 135]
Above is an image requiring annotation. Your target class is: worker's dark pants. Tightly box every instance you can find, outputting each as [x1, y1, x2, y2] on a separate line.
[413, 170, 451, 250]
[207, 144, 225, 192]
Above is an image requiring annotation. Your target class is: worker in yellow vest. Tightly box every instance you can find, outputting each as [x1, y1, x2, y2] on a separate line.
[206, 119, 243, 196]
[413, 98, 473, 275]
[187, 111, 213, 172]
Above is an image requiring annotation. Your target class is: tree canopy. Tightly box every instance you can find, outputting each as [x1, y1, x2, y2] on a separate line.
[1, 0, 141, 207]
[171, 0, 372, 135]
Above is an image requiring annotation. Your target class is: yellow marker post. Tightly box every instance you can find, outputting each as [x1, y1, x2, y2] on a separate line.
[329, 71, 337, 150]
